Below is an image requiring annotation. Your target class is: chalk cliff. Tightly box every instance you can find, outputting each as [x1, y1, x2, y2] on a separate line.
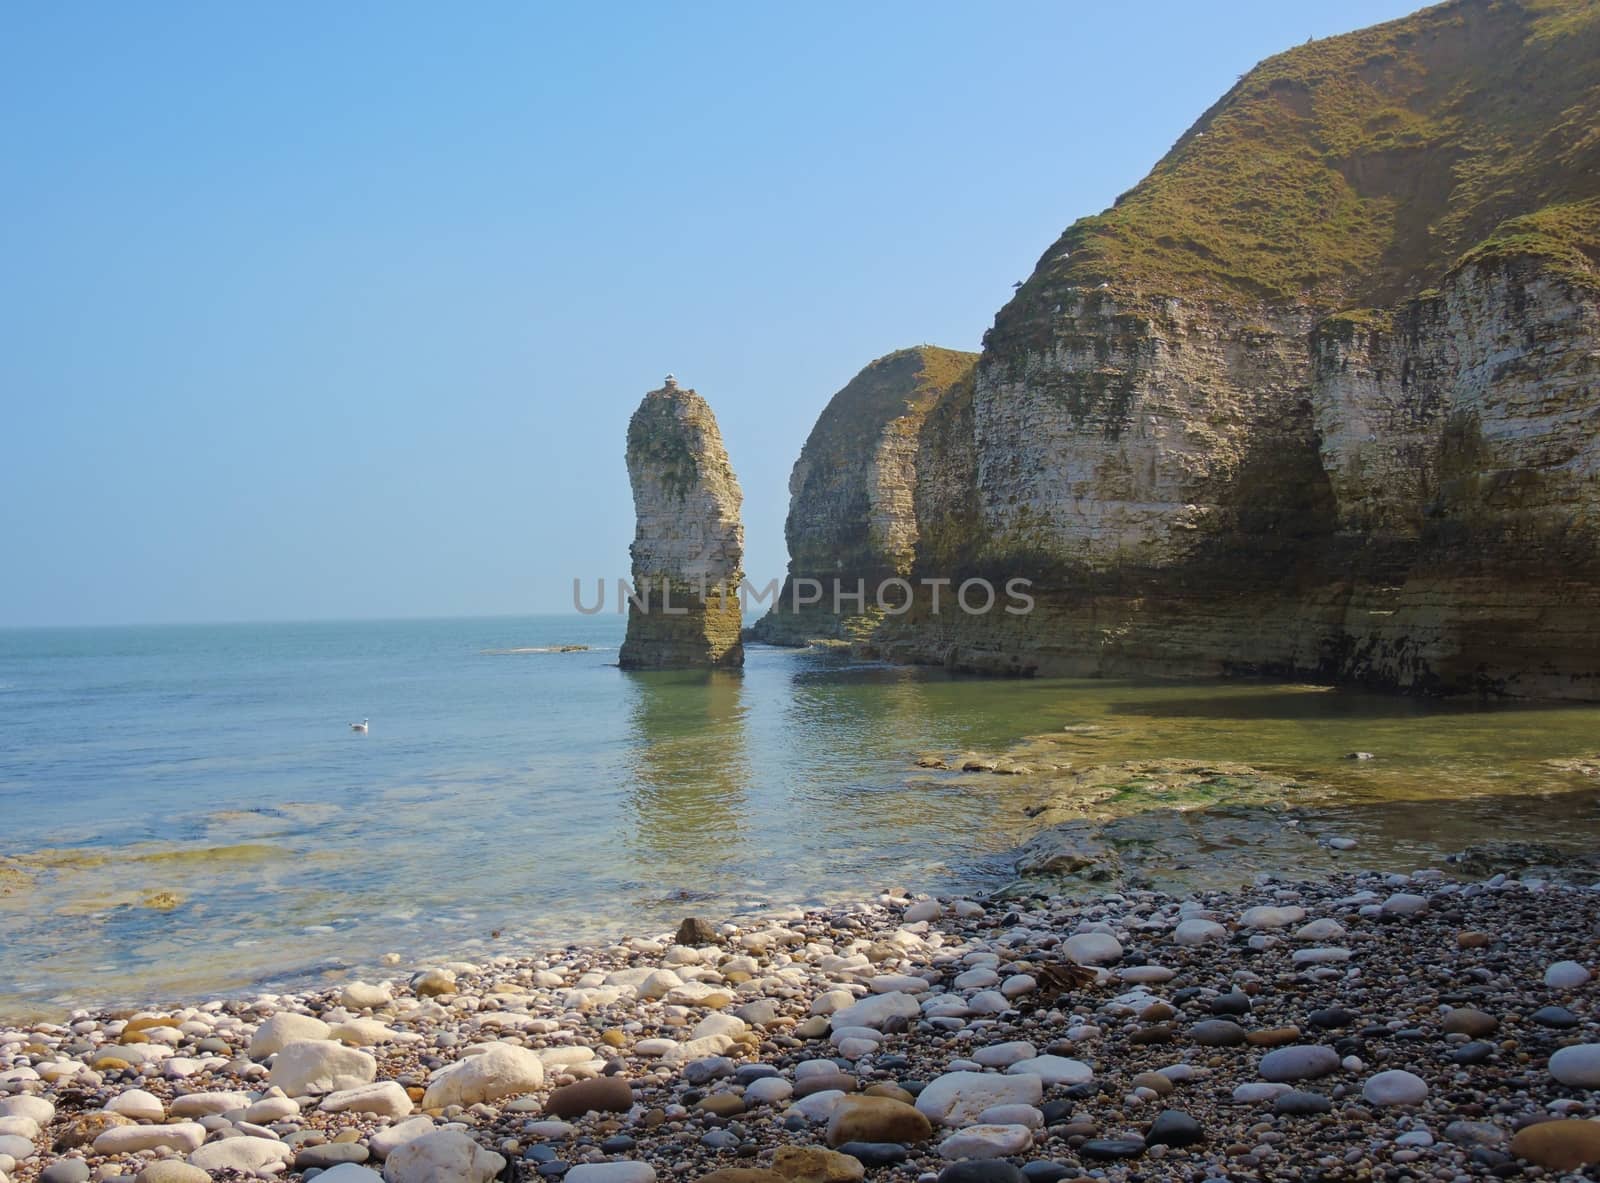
[749, 347, 977, 644]
[619, 378, 745, 670]
[762, 0, 1600, 698]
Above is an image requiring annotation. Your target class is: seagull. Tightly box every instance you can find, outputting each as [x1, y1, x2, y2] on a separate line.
[350, 718, 369, 734]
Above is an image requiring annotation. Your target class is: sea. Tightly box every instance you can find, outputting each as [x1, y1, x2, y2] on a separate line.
[2, 614, 1598, 1018]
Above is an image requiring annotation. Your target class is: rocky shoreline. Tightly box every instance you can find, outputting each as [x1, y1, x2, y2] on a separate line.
[1, 869, 1598, 1183]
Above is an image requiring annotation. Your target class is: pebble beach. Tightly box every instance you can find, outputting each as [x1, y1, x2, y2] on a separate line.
[1, 868, 1598, 1183]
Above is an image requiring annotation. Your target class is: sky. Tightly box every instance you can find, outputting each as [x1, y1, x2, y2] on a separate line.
[0, 0, 1422, 627]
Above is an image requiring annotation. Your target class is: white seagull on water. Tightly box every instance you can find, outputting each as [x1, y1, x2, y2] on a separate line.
[350, 718, 369, 734]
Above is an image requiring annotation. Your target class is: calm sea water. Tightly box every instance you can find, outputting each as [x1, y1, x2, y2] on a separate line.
[2, 615, 1598, 1017]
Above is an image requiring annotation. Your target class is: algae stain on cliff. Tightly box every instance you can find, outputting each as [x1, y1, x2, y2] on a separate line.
[619, 377, 745, 670]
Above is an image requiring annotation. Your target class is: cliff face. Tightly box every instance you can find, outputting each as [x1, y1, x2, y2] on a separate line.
[619, 378, 745, 670]
[748, 347, 977, 644]
[766, 0, 1600, 698]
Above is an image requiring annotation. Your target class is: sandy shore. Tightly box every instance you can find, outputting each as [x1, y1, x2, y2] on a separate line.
[1, 868, 1598, 1183]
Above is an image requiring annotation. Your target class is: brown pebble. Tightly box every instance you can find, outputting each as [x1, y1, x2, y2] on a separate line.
[861, 1082, 915, 1104]
[1441, 1008, 1498, 1037]
[1131, 1070, 1174, 1095]
[545, 1075, 635, 1118]
[696, 1093, 746, 1117]
[772, 1145, 866, 1181]
[1140, 1002, 1176, 1021]
[1131, 1023, 1174, 1044]
[1247, 1026, 1302, 1047]
[1510, 1119, 1600, 1170]
[795, 1072, 857, 1098]
[1457, 930, 1493, 949]
[825, 1095, 932, 1147]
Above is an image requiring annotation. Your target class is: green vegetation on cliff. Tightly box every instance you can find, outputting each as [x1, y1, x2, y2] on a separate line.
[1013, 0, 1600, 311]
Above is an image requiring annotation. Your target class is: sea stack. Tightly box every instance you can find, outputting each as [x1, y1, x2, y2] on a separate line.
[619, 375, 745, 669]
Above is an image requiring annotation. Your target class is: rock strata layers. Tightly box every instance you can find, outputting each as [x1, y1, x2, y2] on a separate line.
[757, 0, 1600, 697]
[619, 377, 745, 669]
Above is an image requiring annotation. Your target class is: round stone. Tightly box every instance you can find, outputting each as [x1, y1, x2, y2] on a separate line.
[1362, 1069, 1428, 1106]
[1259, 1045, 1341, 1082]
[1510, 1119, 1600, 1171]
[1544, 961, 1591, 990]
[1062, 933, 1123, 965]
[1441, 1008, 1497, 1037]
[1549, 1043, 1600, 1089]
[1191, 1020, 1248, 1047]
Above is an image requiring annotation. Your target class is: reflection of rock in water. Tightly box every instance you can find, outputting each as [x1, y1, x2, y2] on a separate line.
[623, 670, 750, 866]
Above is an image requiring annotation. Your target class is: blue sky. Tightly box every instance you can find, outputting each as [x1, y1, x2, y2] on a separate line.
[0, 0, 1420, 626]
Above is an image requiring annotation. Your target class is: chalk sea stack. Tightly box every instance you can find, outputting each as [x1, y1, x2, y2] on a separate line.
[619, 376, 745, 669]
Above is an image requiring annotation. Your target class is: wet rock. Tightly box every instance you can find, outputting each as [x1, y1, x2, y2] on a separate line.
[676, 918, 719, 947]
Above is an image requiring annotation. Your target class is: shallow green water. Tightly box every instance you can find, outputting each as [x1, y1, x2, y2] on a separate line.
[2, 617, 1597, 1018]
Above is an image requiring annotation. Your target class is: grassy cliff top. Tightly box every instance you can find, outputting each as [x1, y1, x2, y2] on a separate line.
[1013, 0, 1600, 311]
[799, 345, 979, 465]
